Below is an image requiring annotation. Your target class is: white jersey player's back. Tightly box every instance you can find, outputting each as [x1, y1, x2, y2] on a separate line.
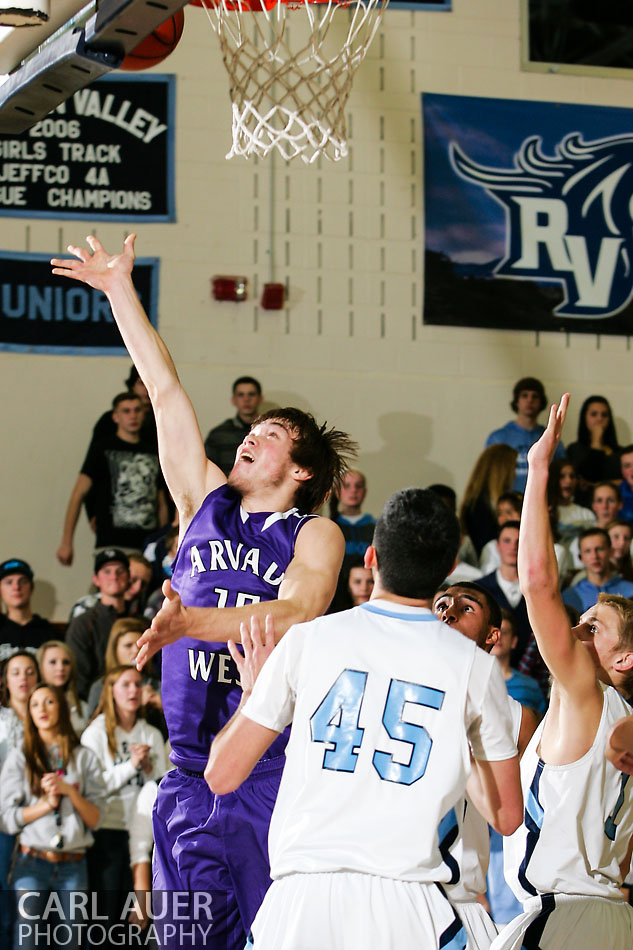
[243, 599, 516, 884]
[504, 683, 633, 902]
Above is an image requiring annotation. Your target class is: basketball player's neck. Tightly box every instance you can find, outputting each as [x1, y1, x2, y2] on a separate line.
[369, 579, 433, 610]
[239, 483, 299, 514]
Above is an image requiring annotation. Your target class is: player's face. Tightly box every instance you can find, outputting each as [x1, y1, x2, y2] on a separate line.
[5, 654, 38, 702]
[232, 384, 262, 422]
[497, 526, 519, 568]
[516, 390, 541, 421]
[496, 500, 520, 524]
[621, 453, 633, 489]
[116, 632, 140, 666]
[93, 562, 130, 597]
[592, 487, 620, 526]
[558, 465, 576, 502]
[573, 603, 622, 676]
[29, 688, 60, 733]
[339, 472, 366, 509]
[41, 647, 71, 688]
[229, 420, 299, 493]
[112, 669, 142, 715]
[125, 562, 152, 603]
[579, 535, 612, 576]
[112, 399, 144, 437]
[432, 587, 495, 650]
[609, 525, 632, 561]
[348, 566, 373, 605]
[0, 573, 32, 610]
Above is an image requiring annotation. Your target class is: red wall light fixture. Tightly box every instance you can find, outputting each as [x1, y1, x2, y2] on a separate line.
[211, 276, 248, 302]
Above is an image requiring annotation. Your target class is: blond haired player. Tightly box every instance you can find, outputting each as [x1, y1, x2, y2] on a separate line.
[491, 395, 633, 950]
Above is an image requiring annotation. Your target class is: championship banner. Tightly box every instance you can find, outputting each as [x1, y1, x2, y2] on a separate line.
[0, 74, 175, 222]
[422, 93, 633, 336]
[0, 251, 159, 355]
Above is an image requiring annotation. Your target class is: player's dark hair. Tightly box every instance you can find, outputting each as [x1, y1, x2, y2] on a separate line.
[254, 408, 357, 513]
[510, 377, 547, 414]
[112, 391, 142, 410]
[578, 526, 611, 548]
[427, 484, 457, 512]
[577, 395, 619, 450]
[620, 444, 633, 459]
[496, 519, 520, 541]
[374, 488, 460, 598]
[591, 481, 621, 504]
[233, 376, 262, 395]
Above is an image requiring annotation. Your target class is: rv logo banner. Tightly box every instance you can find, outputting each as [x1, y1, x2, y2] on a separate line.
[422, 93, 633, 335]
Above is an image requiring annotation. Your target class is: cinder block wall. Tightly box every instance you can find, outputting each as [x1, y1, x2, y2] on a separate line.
[1, 0, 631, 618]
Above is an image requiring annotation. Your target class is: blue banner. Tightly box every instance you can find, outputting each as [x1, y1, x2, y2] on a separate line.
[422, 93, 633, 335]
[0, 251, 159, 355]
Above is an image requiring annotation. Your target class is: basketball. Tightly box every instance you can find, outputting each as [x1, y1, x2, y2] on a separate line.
[120, 10, 185, 71]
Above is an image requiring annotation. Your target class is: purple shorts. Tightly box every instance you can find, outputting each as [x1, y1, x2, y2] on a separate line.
[152, 758, 284, 950]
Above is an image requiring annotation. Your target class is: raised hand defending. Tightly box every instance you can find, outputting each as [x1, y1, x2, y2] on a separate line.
[51, 234, 136, 292]
[526, 393, 570, 471]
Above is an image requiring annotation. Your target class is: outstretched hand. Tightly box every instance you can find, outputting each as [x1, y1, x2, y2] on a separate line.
[136, 579, 187, 670]
[51, 234, 136, 293]
[527, 393, 570, 470]
[228, 615, 275, 696]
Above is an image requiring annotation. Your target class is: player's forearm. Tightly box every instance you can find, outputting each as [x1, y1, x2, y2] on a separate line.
[468, 756, 523, 836]
[518, 462, 559, 595]
[104, 275, 181, 408]
[184, 596, 310, 644]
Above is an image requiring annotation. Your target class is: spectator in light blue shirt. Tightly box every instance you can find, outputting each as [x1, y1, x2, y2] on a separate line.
[562, 527, 633, 614]
[486, 377, 565, 493]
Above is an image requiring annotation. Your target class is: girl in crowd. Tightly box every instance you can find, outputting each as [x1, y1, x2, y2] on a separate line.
[0, 652, 39, 946]
[0, 684, 104, 950]
[87, 619, 165, 738]
[36, 641, 88, 735]
[566, 395, 621, 506]
[81, 665, 167, 927]
[546, 459, 595, 543]
[459, 444, 517, 557]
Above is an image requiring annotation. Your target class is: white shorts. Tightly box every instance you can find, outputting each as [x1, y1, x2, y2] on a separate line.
[248, 872, 467, 950]
[490, 893, 633, 950]
[453, 900, 498, 949]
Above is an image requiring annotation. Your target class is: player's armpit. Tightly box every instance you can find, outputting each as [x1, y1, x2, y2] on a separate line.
[204, 713, 279, 795]
[467, 756, 523, 836]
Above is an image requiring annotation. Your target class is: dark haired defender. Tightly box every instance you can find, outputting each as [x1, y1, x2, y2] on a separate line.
[51, 235, 355, 950]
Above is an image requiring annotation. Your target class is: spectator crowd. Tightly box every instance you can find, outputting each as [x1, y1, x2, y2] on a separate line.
[2, 369, 633, 945]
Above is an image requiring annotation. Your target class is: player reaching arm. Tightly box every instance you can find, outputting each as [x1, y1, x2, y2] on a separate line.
[518, 393, 606, 761]
[52, 236, 348, 661]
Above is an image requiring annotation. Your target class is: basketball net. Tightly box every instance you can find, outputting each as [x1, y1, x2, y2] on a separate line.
[198, 0, 388, 163]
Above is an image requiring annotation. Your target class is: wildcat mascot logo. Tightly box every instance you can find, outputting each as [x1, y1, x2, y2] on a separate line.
[450, 133, 633, 319]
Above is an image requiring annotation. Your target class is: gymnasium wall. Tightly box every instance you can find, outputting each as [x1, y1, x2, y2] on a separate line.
[2, 0, 632, 618]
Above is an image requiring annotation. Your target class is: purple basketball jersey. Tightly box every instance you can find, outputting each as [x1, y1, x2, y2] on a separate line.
[165, 484, 316, 771]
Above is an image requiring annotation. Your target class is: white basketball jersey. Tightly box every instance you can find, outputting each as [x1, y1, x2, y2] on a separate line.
[504, 683, 633, 902]
[448, 695, 523, 903]
[242, 599, 517, 884]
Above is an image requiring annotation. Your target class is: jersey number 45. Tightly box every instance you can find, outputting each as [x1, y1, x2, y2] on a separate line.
[310, 669, 445, 787]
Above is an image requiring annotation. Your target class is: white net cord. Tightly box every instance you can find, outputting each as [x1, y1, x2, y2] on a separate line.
[199, 0, 388, 162]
